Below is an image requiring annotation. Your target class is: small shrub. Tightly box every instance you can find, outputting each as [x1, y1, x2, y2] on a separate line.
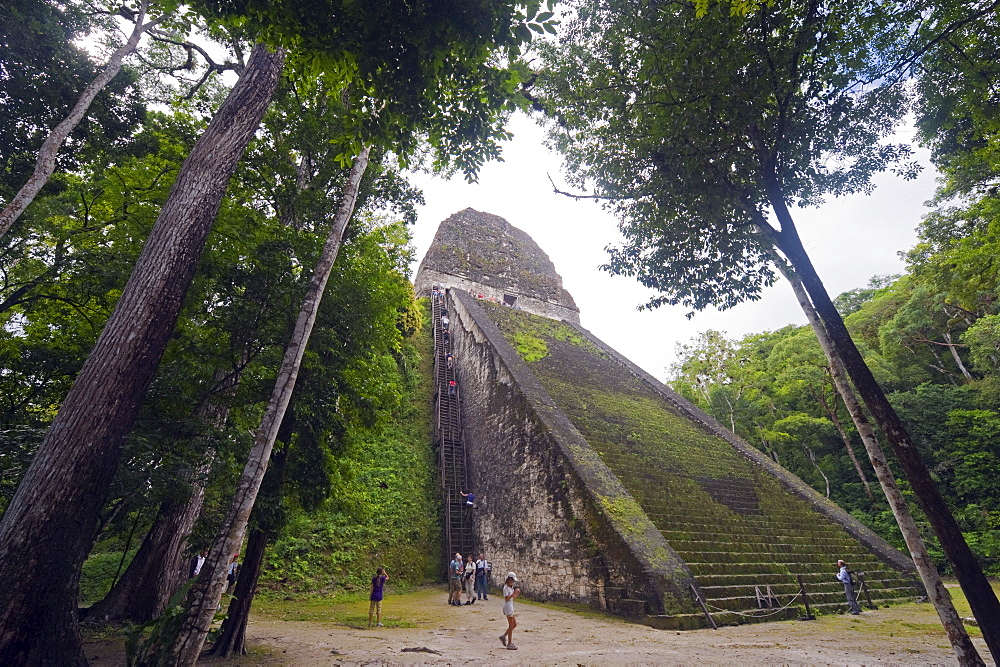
[80, 550, 136, 604]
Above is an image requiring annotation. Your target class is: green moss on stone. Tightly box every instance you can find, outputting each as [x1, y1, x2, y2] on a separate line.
[481, 304, 911, 597]
[512, 332, 549, 362]
[485, 303, 601, 356]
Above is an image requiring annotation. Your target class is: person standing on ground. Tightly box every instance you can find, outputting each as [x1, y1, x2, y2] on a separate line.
[449, 552, 464, 606]
[368, 567, 389, 627]
[463, 554, 477, 604]
[475, 552, 490, 600]
[836, 559, 862, 615]
[499, 572, 520, 650]
[225, 552, 239, 593]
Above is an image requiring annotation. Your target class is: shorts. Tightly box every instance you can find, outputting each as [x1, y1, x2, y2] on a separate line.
[449, 578, 462, 592]
[503, 602, 515, 617]
[369, 600, 382, 615]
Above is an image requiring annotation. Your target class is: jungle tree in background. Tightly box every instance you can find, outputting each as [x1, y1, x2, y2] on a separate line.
[80, 79, 395, 625]
[0, 0, 162, 237]
[0, 43, 286, 665]
[0, 1, 556, 661]
[536, 0, 999, 660]
[0, 0, 146, 203]
[777, 261, 974, 655]
[208, 219, 421, 658]
[169, 145, 371, 664]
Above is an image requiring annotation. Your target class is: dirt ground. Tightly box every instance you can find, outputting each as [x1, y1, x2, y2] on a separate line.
[86, 586, 995, 665]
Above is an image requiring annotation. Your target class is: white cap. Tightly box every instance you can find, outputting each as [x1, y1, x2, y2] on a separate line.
[507, 572, 518, 581]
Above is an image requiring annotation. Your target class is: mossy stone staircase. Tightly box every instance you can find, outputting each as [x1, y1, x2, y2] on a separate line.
[484, 303, 922, 627]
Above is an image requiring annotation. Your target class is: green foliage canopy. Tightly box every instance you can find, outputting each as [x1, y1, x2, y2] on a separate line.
[537, 0, 917, 312]
[0, 0, 147, 199]
[180, 0, 559, 177]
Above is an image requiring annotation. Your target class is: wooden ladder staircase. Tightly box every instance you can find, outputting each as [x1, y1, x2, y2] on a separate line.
[431, 292, 475, 567]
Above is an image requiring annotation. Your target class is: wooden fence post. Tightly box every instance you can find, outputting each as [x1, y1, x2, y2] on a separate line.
[797, 575, 815, 620]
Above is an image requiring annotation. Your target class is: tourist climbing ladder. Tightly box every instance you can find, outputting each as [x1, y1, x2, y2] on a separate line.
[431, 292, 475, 565]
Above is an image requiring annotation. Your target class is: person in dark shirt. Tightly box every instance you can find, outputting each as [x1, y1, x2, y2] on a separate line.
[369, 567, 390, 627]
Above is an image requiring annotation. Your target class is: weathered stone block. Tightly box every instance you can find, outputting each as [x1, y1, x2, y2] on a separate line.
[415, 209, 580, 323]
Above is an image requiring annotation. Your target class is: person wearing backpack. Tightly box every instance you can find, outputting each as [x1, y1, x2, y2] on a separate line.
[836, 559, 862, 614]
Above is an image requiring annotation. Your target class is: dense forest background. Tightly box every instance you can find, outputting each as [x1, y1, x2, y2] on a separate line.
[0, 0, 446, 607]
[669, 249, 1000, 575]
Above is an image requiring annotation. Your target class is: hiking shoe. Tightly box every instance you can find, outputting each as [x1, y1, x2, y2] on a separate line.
[507, 644, 518, 650]
[499, 634, 507, 647]
[377, 622, 384, 627]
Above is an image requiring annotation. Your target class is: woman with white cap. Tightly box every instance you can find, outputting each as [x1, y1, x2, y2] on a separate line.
[499, 572, 520, 650]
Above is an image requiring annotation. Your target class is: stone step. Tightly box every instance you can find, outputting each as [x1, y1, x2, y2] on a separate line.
[651, 517, 856, 534]
[664, 534, 867, 547]
[650, 514, 856, 529]
[640, 588, 921, 628]
[641, 606, 800, 630]
[699, 579, 913, 605]
[698, 587, 919, 613]
[694, 571, 914, 588]
[662, 535, 864, 549]
[682, 561, 895, 577]
[667, 544, 874, 561]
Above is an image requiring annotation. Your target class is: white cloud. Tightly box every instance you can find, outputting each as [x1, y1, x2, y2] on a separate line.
[408, 113, 937, 381]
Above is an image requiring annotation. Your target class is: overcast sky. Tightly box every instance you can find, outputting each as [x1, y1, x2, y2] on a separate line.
[407, 113, 939, 382]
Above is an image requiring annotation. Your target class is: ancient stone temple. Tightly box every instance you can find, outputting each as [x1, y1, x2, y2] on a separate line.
[414, 208, 580, 322]
[417, 210, 921, 628]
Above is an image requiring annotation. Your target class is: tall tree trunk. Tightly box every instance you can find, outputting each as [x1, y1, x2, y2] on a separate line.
[213, 527, 269, 657]
[779, 259, 983, 665]
[0, 1, 161, 238]
[763, 193, 1000, 661]
[943, 331, 974, 381]
[84, 488, 206, 625]
[209, 446, 290, 658]
[0, 44, 284, 665]
[821, 393, 874, 500]
[168, 146, 371, 666]
[84, 373, 238, 624]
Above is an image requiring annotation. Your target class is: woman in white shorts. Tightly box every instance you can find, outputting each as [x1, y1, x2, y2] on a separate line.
[499, 572, 520, 650]
[463, 554, 477, 604]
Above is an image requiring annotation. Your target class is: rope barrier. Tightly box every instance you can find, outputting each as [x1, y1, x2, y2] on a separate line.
[705, 590, 803, 618]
